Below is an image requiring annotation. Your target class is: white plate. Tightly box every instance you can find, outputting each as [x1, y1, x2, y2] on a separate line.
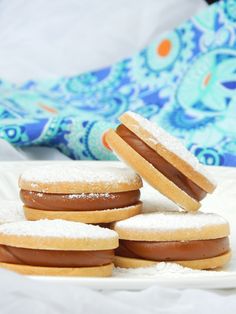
[0, 160, 236, 290]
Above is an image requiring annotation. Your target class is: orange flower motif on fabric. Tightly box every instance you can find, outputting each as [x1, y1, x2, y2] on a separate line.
[203, 73, 212, 87]
[39, 103, 58, 114]
[157, 39, 172, 57]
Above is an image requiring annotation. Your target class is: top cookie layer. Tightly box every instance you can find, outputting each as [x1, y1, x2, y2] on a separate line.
[0, 219, 118, 250]
[120, 111, 216, 193]
[113, 211, 229, 241]
[19, 164, 142, 193]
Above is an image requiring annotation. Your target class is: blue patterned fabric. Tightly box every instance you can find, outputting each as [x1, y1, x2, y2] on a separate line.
[0, 0, 236, 165]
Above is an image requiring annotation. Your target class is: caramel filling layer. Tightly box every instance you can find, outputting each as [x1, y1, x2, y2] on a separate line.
[116, 237, 229, 261]
[20, 189, 140, 211]
[0, 245, 114, 267]
[116, 124, 206, 201]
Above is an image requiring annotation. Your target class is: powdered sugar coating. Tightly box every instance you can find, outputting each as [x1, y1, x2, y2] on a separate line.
[0, 219, 118, 239]
[20, 165, 140, 186]
[67, 193, 113, 199]
[127, 111, 215, 182]
[0, 201, 25, 224]
[114, 211, 228, 232]
[29, 191, 115, 200]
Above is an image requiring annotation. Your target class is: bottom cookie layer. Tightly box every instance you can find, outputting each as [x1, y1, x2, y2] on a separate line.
[24, 202, 142, 223]
[114, 252, 231, 270]
[0, 262, 113, 277]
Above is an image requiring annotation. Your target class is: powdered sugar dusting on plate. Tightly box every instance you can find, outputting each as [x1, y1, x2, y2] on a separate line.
[0, 201, 25, 224]
[127, 112, 215, 182]
[113, 262, 226, 278]
[20, 165, 141, 186]
[0, 219, 118, 239]
[114, 211, 227, 232]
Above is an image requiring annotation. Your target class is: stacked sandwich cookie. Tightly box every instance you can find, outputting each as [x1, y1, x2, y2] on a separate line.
[0, 164, 142, 276]
[105, 111, 231, 270]
[0, 219, 118, 276]
[8, 164, 141, 276]
[19, 165, 142, 224]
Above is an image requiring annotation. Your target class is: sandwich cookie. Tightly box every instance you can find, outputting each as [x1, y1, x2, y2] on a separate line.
[0, 219, 118, 276]
[105, 111, 216, 211]
[0, 201, 25, 224]
[112, 212, 231, 270]
[19, 164, 142, 223]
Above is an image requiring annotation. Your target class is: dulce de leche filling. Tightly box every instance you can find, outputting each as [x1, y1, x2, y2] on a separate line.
[116, 124, 206, 201]
[0, 245, 114, 267]
[20, 189, 140, 211]
[116, 237, 229, 261]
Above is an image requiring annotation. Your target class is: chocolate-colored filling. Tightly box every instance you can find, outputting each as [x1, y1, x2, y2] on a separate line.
[116, 124, 206, 201]
[20, 189, 140, 211]
[0, 245, 114, 267]
[116, 237, 229, 261]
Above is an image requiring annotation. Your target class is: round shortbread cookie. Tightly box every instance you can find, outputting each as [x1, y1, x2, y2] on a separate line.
[120, 111, 216, 192]
[0, 262, 113, 277]
[24, 202, 142, 224]
[106, 129, 200, 211]
[113, 211, 230, 241]
[114, 252, 231, 270]
[0, 201, 25, 224]
[0, 219, 118, 250]
[19, 164, 142, 193]
[19, 164, 142, 223]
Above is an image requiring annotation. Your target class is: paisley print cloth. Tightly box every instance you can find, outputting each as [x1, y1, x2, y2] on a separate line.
[0, 0, 236, 165]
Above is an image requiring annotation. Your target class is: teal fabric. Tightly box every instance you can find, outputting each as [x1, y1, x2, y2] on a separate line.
[0, 0, 236, 165]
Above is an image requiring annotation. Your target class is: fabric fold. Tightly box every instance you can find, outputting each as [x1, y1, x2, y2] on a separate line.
[0, 0, 235, 165]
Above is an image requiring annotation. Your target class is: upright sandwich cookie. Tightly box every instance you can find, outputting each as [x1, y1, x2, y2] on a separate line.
[105, 111, 216, 211]
[0, 219, 118, 276]
[19, 164, 142, 223]
[113, 212, 231, 270]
